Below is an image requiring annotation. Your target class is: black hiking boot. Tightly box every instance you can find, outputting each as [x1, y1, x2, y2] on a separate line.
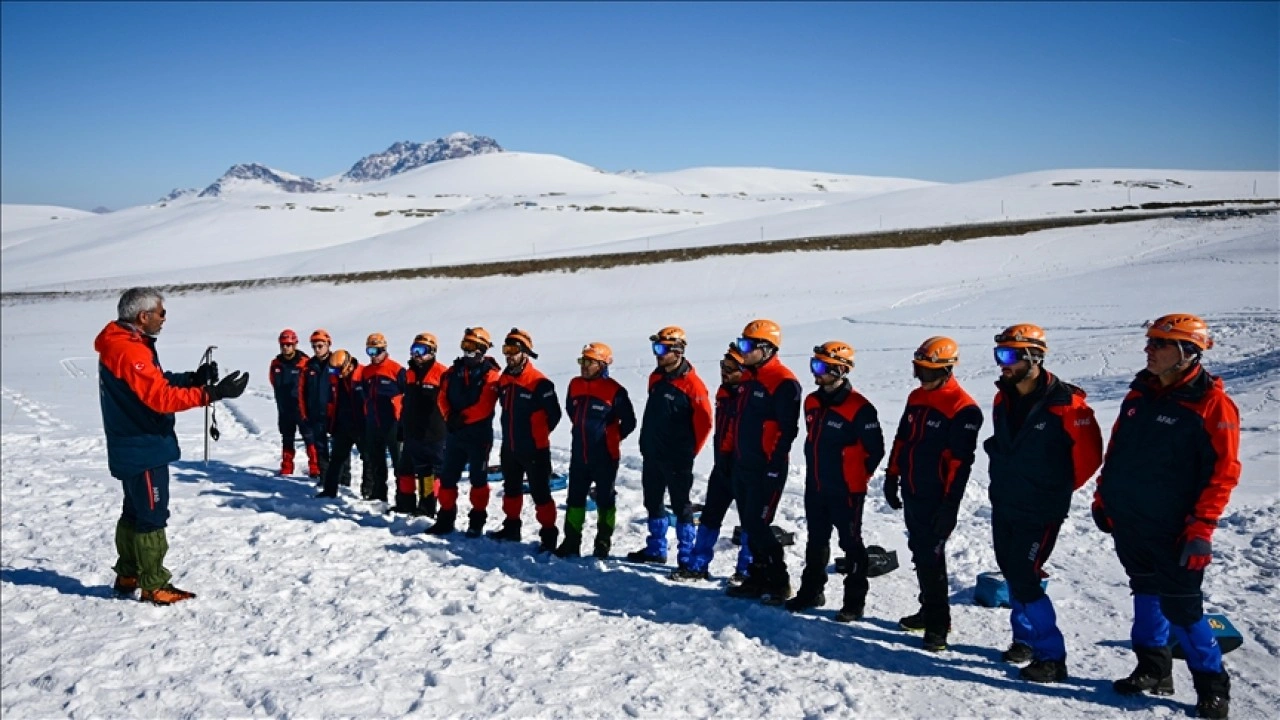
[538, 526, 559, 553]
[487, 519, 522, 542]
[417, 493, 437, 518]
[898, 610, 926, 632]
[726, 573, 766, 599]
[554, 534, 581, 558]
[759, 570, 793, 606]
[835, 606, 864, 623]
[1001, 642, 1034, 664]
[1192, 670, 1230, 720]
[1114, 645, 1175, 696]
[783, 589, 825, 613]
[922, 630, 948, 653]
[728, 571, 748, 588]
[669, 566, 711, 582]
[592, 536, 612, 559]
[465, 510, 487, 538]
[625, 548, 666, 564]
[424, 509, 456, 536]
[1020, 659, 1068, 683]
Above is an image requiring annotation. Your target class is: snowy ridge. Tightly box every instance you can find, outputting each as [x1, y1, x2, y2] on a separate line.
[1, 213, 1277, 717]
[339, 132, 503, 182]
[198, 163, 329, 197]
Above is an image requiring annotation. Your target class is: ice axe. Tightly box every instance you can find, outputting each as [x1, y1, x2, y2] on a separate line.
[201, 345, 221, 464]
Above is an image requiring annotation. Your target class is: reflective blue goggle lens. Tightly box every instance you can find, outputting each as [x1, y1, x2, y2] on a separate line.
[735, 338, 757, 354]
[328, 367, 340, 375]
[993, 347, 1022, 366]
[810, 358, 832, 376]
[652, 342, 671, 357]
[410, 343, 434, 357]
[366, 347, 383, 357]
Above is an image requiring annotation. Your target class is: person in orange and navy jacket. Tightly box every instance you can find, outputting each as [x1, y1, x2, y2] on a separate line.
[428, 327, 503, 538]
[490, 328, 562, 551]
[1093, 314, 1239, 719]
[270, 328, 309, 476]
[984, 323, 1102, 684]
[627, 326, 712, 569]
[393, 332, 447, 516]
[884, 337, 984, 653]
[725, 319, 802, 605]
[97, 287, 248, 605]
[554, 342, 636, 559]
[317, 350, 362, 499]
[672, 342, 753, 583]
[784, 341, 885, 621]
[297, 329, 335, 481]
[358, 332, 403, 503]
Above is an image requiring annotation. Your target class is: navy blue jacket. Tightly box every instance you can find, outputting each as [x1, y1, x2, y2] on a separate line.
[889, 376, 984, 507]
[269, 352, 308, 409]
[566, 375, 636, 465]
[95, 321, 208, 477]
[803, 382, 885, 495]
[639, 358, 712, 466]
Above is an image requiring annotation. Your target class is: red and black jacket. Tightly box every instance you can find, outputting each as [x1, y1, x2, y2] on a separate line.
[803, 381, 885, 495]
[888, 376, 984, 507]
[297, 355, 336, 429]
[440, 356, 502, 431]
[497, 361, 561, 455]
[359, 358, 403, 430]
[331, 366, 364, 436]
[1096, 366, 1240, 538]
[732, 355, 802, 473]
[714, 383, 745, 461]
[398, 358, 447, 444]
[984, 370, 1103, 523]
[566, 376, 637, 464]
[269, 351, 308, 409]
[638, 358, 713, 465]
[94, 321, 208, 478]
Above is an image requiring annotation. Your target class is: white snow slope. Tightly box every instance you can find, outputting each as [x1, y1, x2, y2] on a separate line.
[1, 168, 1278, 719]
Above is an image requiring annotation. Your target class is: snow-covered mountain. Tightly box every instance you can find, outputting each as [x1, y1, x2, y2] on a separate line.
[158, 187, 199, 203]
[339, 132, 503, 182]
[198, 164, 329, 197]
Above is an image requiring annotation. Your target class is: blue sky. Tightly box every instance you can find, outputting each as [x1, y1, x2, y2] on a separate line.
[2, 1, 1276, 211]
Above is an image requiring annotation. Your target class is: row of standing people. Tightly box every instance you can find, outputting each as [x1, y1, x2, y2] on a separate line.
[267, 314, 1239, 720]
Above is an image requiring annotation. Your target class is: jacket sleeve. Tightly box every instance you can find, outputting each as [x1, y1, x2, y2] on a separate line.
[297, 364, 310, 421]
[1192, 392, 1242, 525]
[438, 371, 453, 420]
[1064, 396, 1103, 490]
[540, 379, 561, 433]
[942, 404, 984, 505]
[1093, 392, 1138, 507]
[769, 378, 803, 467]
[269, 358, 278, 393]
[887, 406, 911, 477]
[615, 386, 637, 440]
[690, 377, 713, 455]
[104, 343, 208, 414]
[856, 401, 886, 477]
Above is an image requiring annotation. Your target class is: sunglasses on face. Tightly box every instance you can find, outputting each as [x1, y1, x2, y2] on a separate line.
[652, 342, 677, 357]
[410, 343, 435, 357]
[461, 340, 484, 353]
[993, 347, 1024, 366]
[577, 357, 601, 367]
[502, 343, 522, 357]
[720, 362, 741, 373]
[311, 342, 327, 349]
[1145, 338, 1177, 350]
[145, 308, 167, 318]
[366, 347, 384, 357]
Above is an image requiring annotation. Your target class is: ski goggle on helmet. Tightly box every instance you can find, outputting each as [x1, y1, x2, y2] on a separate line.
[993, 323, 1047, 366]
[409, 332, 437, 358]
[650, 326, 687, 357]
[810, 341, 855, 376]
[735, 319, 782, 356]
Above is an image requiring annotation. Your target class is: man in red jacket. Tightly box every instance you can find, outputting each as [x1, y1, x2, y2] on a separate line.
[269, 329, 309, 476]
[491, 328, 562, 550]
[557, 342, 636, 558]
[984, 323, 1102, 683]
[298, 329, 334, 480]
[359, 332, 403, 503]
[885, 337, 984, 652]
[726, 319, 802, 604]
[785, 341, 884, 620]
[394, 332, 447, 516]
[97, 287, 247, 605]
[628, 326, 712, 568]
[1093, 314, 1239, 720]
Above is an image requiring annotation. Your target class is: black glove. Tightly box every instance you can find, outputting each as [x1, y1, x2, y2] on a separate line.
[208, 371, 249, 401]
[194, 361, 219, 385]
[932, 502, 960, 537]
[883, 474, 903, 510]
[1091, 497, 1113, 534]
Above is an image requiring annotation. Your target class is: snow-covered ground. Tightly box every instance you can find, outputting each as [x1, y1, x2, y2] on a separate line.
[3, 192, 1278, 716]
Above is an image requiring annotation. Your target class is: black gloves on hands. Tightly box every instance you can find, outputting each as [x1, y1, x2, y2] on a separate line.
[194, 361, 219, 386]
[883, 474, 903, 510]
[208, 371, 249, 401]
[932, 503, 960, 538]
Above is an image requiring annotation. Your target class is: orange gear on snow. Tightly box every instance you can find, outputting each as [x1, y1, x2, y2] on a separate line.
[462, 326, 492, 351]
[994, 323, 1047, 351]
[649, 326, 688, 349]
[309, 329, 331, 344]
[581, 342, 613, 365]
[1145, 313, 1213, 351]
[741, 319, 782, 348]
[913, 336, 960, 368]
[366, 332, 388, 349]
[278, 329, 299, 345]
[413, 332, 438, 349]
[813, 340, 855, 369]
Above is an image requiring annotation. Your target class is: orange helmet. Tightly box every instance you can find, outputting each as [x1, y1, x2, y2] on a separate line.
[328, 349, 353, 375]
[724, 342, 745, 366]
[412, 332, 438, 348]
[741, 319, 782, 349]
[994, 323, 1047, 352]
[366, 332, 388, 349]
[278, 328, 299, 345]
[812, 341, 856, 370]
[462, 326, 492, 351]
[580, 342, 613, 365]
[309, 329, 331, 344]
[504, 328, 538, 358]
[1145, 313, 1213, 351]
[649, 326, 688, 350]
[913, 336, 960, 369]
